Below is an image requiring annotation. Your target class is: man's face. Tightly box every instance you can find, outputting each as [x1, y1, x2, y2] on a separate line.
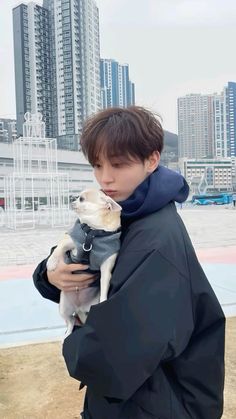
[93, 153, 159, 202]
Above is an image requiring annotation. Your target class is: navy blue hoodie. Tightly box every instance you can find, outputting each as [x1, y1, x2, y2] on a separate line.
[118, 165, 189, 219]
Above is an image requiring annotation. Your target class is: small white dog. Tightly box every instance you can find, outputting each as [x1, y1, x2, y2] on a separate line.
[47, 189, 122, 337]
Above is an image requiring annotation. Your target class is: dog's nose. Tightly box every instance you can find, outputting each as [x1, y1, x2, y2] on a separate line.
[79, 196, 85, 202]
[70, 196, 78, 203]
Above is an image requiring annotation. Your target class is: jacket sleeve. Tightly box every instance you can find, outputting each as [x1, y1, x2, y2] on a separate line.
[32, 247, 61, 304]
[62, 248, 195, 400]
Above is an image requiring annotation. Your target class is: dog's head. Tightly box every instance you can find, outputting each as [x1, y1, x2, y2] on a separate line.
[72, 189, 122, 230]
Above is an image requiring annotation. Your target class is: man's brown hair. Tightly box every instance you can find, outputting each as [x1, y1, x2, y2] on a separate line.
[80, 106, 164, 165]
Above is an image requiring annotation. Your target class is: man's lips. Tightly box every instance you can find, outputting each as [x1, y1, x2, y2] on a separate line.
[103, 190, 117, 195]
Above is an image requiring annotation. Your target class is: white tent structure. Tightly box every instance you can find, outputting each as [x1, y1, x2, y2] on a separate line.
[4, 113, 70, 229]
[189, 173, 209, 195]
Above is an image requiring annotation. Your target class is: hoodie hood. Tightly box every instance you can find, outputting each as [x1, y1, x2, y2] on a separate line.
[118, 165, 189, 219]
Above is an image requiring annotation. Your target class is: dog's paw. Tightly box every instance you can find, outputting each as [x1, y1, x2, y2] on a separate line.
[46, 256, 59, 271]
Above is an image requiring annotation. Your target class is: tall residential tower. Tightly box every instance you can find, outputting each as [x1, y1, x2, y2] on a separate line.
[212, 82, 236, 159]
[177, 94, 214, 159]
[212, 90, 228, 158]
[226, 81, 236, 157]
[13, 2, 52, 137]
[100, 59, 135, 109]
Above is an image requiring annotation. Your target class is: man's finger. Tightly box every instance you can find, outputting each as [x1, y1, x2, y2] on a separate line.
[68, 275, 97, 284]
[67, 263, 89, 272]
[61, 283, 94, 292]
[60, 275, 96, 286]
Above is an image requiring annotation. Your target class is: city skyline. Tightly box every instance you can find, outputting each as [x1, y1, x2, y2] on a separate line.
[1, 0, 236, 133]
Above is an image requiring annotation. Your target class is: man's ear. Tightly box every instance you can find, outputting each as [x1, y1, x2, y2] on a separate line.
[102, 195, 122, 212]
[147, 151, 160, 173]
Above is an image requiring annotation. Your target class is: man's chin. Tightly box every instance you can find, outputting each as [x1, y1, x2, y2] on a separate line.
[115, 194, 130, 203]
[106, 191, 131, 202]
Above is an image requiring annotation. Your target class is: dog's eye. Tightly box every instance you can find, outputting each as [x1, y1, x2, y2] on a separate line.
[79, 196, 85, 202]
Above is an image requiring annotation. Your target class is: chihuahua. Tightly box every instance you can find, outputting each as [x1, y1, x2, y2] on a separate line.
[47, 189, 122, 337]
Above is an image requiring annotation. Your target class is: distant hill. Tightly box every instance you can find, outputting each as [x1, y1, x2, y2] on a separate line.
[161, 131, 178, 165]
[163, 130, 178, 150]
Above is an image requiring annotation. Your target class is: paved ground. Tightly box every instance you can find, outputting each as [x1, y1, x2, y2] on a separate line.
[0, 206, 235, 267]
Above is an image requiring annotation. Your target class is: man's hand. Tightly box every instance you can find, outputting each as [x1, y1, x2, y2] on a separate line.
[47, 260, 97, 292]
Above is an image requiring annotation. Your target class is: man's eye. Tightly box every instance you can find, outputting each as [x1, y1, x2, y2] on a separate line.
[94, 163, 101, 168]
[113, 163, 127, 168]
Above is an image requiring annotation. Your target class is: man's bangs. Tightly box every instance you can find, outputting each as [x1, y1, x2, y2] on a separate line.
[80, 106, 164, 165]
[87, 129, 139, 165]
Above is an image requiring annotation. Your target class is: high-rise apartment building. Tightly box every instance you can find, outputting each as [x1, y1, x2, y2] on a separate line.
[13, 3, 52, 138]
[212, 90, 228, 158]
[43, 0, 101, 149]
[13, 0, 101, 150]
[100, 59, 135, 109]
[226, 81, 236, 157]
[178, 94, 214, 159]
[213, 82, 236, 159]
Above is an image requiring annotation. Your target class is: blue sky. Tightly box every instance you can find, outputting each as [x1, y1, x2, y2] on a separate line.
[1, 0, 236, 133]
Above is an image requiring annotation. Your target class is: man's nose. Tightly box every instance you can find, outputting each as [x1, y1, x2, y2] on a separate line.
[101, 168, 114, 183]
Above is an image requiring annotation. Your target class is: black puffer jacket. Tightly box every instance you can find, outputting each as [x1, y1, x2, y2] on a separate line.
[33, 202, 225, 419]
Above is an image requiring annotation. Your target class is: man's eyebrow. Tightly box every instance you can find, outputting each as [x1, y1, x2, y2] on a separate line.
[110, 155, 131, 162]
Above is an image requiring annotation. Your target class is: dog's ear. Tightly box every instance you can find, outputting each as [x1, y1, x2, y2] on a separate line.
[102, 196, 122, 212]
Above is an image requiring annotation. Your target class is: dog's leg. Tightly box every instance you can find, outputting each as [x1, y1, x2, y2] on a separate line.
[99, 253, 118, 303]
[60, 291, 77, 338]
[47, 233, 76, 271]
[64, 318, 75, 339]
[60, 287, 99, 337]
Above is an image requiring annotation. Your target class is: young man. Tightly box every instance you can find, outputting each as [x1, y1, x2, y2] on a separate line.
[33, 106, 225, 419]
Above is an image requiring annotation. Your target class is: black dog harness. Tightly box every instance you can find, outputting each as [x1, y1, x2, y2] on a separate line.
[79, 223, 121, 265]
[65, 220, 121, 275]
